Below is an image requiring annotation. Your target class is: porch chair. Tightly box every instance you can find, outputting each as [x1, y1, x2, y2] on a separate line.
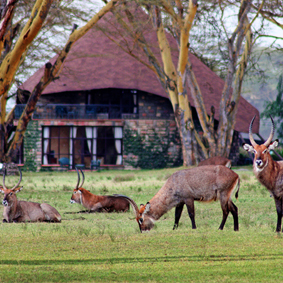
[86, 106, 97, 119]
[59, 157, 70, 169]
[91, 160, 101, 171]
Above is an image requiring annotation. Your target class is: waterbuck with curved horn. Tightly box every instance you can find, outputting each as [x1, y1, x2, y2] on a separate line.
[70, 168, 129, 212]
[172, 156, 232, 229]
[243, 115, 283, 232]
[0, 165, 61, 223]
[198, 156, 231, 168]
[115, 165, 240, 232]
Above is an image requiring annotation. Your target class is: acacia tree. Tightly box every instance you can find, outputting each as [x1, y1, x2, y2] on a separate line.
[0, 0, 119, 163]
[103, 0, 263, 165]
[252, 1, 283, 32]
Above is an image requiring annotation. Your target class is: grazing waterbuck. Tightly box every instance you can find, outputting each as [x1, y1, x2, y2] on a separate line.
[116, 165, 240, 232]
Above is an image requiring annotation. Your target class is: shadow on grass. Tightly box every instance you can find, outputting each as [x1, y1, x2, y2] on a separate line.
[64, 210, 95, 214]
[1, 253, 283, 265]
[64, 210, 130, 214]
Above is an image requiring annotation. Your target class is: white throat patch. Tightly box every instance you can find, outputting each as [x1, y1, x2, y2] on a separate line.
[255, 158, 269, 173]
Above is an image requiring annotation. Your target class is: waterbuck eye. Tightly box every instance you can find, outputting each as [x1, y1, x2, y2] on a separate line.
[139, 218, 143, 224]
[9, 192, 13, 196]
[262, 149, 268, 154]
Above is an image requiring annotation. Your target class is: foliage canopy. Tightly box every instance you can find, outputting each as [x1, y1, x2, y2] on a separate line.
[261, 74, 283, 138]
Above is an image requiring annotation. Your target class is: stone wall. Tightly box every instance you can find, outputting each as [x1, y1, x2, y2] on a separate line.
[123, 119, 182, 169]
[19, 120, 240, 171]
[138, 92, 175, 120]
[17, 91, 240, 171]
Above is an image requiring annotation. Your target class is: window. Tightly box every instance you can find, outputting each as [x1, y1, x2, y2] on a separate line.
[96, 127, 123, 165]
[42, 126, 123, 168]
[42, 126, 69, 165]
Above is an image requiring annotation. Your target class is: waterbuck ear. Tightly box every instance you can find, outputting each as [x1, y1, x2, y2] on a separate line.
[243, 143, 255, 152]
[15, 186, 23, 193]
[0, 187, 4, 193]
[144, 202, 151, 213]
[268, 139, 279, 150]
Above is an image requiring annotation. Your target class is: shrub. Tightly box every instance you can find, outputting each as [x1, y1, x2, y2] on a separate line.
[113, 174, 135, 182]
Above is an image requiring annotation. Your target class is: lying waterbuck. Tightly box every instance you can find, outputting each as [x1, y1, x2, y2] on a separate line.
[243, 115, 283, 232]
[0, 167, 61, 223]
[116, 165, 240, 232]
[70, 168, 129, 212]
[198, 156, 231, 168]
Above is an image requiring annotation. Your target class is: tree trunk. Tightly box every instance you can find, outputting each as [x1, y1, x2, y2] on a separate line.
[175, 107, 195, 166]
[152, 2, 201, 165]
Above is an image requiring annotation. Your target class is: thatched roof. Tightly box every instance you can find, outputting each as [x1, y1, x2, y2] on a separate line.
[20, 10, 259, 133]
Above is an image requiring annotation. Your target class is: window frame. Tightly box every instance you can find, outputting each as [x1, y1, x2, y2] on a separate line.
[42, 126, 123, 167]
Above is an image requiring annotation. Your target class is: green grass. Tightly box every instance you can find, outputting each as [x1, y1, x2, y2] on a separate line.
[0, 166, 283, 282]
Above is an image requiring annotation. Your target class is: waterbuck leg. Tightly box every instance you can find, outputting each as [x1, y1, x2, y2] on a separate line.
[274, 197, 283, 232]
[185, 199, 196, 229]
[219, 202, 229, 230]
[173, 203, 184, 230]
[228, 201, 239, 231]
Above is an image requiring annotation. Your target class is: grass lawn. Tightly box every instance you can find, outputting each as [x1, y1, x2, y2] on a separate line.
[0, 166, 282, 282]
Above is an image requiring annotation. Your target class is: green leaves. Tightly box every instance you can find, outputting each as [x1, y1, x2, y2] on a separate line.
[261, 74, 283, 138]
[123, 126, 182, 169]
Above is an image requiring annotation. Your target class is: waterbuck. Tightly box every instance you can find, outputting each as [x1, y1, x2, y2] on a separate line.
[116, 165, 240, 232]
[0, 166, 61, 223]
[198, 156, 231, 168]
[243, 115, 283, 232]
[171, 155, 232, 229]
[70, 168, 129, 212]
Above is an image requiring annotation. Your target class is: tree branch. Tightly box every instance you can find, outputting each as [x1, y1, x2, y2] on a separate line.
[6, 0, 119, 161]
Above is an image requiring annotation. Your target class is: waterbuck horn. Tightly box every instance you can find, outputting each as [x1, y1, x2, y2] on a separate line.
[2, 166, 22, 191]
[113, 194, 139, 218]
[11, 167, 22, 190]
[249, 115, 257, 147]
[79, 169, 85, 188]
[75, 167, 80, 189]
[2, 163, 7, 190]
[113, 194, 142, 232]
[263, 116, 275, 147]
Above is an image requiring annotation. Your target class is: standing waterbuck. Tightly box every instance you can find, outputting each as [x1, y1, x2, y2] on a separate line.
[198, 156, 231, 168]
[0, 166, 61, 223]
[70, 168, 129, 212]
[171, 155, 232, 229]
[116, 165, 240, 232]
[243, 115, 283, 232]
